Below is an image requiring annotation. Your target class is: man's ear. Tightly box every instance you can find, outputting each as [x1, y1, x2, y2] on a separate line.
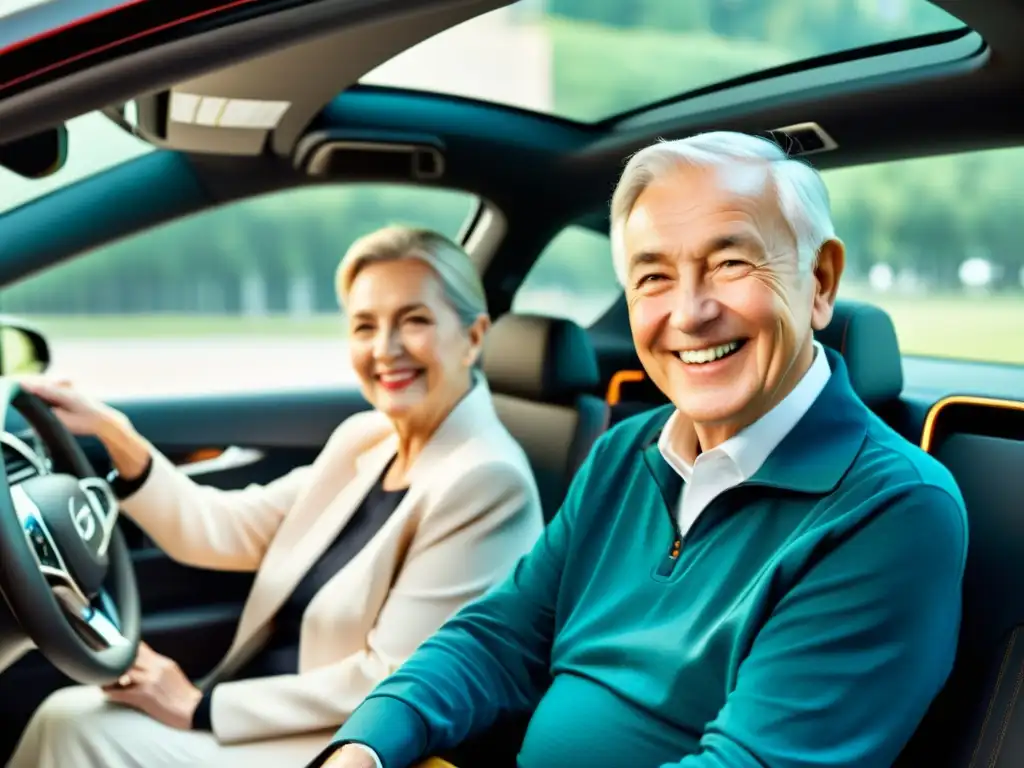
[810, 238, 845, 331]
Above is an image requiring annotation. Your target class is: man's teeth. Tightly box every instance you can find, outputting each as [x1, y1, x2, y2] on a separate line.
[678, 341, 741, 365]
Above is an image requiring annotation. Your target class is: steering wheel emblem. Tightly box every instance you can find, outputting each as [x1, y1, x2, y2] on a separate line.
[69, 497, 97, 542]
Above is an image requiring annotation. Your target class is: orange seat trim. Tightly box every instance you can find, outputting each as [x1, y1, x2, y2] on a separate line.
[605, 369, 646, 406]
[919, 395, 1024, 453]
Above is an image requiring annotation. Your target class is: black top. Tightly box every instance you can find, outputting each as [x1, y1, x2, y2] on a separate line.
[190, 465, 408, 731]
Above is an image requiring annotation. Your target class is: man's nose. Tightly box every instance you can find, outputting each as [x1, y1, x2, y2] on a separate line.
[667, 284, 720, 333]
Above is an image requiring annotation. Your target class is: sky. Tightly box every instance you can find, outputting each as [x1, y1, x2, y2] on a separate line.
[1, 0, 54, 16]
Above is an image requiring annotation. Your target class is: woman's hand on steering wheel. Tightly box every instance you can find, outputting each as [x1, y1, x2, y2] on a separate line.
[18, 376, 151, 481]
[17, 376, 125, 438]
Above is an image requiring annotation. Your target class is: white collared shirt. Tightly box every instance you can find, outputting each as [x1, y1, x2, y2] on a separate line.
[658, 341, 831, 537]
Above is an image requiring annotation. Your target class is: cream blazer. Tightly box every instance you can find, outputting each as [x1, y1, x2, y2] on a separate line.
[118, 377, 543, 745]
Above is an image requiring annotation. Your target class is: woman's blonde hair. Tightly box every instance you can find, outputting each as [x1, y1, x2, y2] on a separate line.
[336, 225, 488, 328]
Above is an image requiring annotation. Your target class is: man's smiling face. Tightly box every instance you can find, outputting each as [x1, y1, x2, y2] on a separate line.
[623, 161, 843, 453]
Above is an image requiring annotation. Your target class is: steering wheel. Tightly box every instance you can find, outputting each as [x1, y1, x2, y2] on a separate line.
[0, 381, 140, 684]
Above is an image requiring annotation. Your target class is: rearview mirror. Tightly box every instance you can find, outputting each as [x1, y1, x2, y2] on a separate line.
[0, 125, 68, 179]
[0, 319, 50, 376]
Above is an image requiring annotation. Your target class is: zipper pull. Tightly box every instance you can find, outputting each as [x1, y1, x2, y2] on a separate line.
[656, 536, 683, 578]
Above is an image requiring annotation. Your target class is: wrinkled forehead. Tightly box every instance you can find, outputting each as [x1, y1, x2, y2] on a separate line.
[626, 162, 789, 249]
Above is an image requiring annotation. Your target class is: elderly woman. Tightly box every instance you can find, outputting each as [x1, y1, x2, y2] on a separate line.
[8, 226, 543, 768]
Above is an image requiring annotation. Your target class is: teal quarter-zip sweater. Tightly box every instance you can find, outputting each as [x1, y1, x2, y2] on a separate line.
[330, 348, 968, 768]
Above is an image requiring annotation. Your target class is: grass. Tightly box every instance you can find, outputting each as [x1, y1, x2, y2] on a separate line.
[24, 314, 347, 339]
[838, 290, 1024, 366]
[18, 291, 1024, 366]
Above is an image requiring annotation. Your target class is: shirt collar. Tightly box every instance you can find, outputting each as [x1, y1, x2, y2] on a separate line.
[658, 341, 832, 482]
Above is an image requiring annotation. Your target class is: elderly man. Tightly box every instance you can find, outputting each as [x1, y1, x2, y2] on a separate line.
[315, 132, 968, 768]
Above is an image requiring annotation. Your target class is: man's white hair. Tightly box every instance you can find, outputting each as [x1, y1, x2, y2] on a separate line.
[609, 131, 836, 285]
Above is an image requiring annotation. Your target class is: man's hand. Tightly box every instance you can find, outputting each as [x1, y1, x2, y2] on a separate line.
[103, 642, 203, 730]
[321, 744, 379, 768]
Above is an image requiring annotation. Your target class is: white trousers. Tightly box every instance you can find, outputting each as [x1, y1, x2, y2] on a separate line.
[7, 685, 332, 768]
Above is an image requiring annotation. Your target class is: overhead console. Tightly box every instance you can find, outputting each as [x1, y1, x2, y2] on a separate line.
[111, 89, 291, 156]
[117, 90, 451, 173]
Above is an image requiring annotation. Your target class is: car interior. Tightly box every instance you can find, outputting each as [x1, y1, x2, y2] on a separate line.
[0, 0, 1022, 765]
[482, 313, 609, 518]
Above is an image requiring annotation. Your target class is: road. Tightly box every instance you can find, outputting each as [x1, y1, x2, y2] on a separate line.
[45, 337, 360, 399]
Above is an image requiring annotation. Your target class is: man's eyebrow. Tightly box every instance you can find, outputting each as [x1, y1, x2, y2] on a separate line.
[707, 233, 761, 254]
[627, 250, 668, 273]
[626, 234, 764, 275]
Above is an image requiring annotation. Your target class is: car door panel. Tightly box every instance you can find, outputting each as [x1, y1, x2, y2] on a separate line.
[0, 387, 371, 753]
[96, 386, 371, 652]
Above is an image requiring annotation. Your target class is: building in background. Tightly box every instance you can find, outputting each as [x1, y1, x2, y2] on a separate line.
[361, 3, 553, 114]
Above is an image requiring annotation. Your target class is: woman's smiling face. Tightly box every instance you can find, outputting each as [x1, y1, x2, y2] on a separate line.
[346, 258, 485, 428]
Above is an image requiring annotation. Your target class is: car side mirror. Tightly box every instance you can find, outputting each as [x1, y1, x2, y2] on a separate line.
[0, 319, 51, 376]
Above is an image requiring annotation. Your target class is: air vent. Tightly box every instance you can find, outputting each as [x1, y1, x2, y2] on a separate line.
[0, 433, 45, 485]
[762, 122, 837, 157]
[296, 134, 445, 181]
[2, 443, 37, 484]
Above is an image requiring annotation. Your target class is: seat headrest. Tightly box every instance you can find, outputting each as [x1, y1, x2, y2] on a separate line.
[815, 299, 903, 406]
[483, 313, 601, 403]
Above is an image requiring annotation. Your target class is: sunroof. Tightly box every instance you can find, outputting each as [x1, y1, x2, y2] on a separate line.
[359, 0, 966, 123]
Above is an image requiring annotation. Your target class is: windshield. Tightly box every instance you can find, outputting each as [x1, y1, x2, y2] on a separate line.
[0, 111, 154, 217]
